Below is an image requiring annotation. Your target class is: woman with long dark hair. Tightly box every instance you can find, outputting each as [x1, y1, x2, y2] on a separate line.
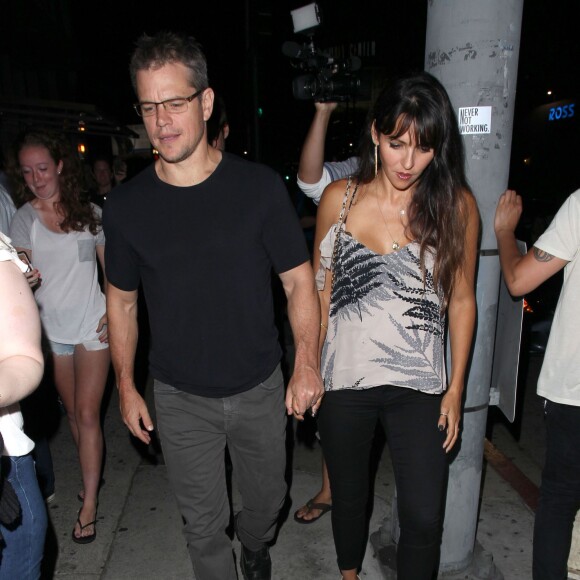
[8, 129, 109, 544]
[313, 71, 479, 579]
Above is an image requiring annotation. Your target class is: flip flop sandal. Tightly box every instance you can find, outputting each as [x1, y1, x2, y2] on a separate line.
[72, 509, 97, 544]
[293, 498, 332, 524]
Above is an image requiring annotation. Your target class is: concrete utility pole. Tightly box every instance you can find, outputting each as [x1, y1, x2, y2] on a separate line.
[425, 0, 524, 575]
[370, 2, 524, 578]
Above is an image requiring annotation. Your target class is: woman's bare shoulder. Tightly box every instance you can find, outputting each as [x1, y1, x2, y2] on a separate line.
[461, 188, 480, 219]
[319, 178, 350, 210]
[316, 179, 351, 227]
[460, 187, 477, 205]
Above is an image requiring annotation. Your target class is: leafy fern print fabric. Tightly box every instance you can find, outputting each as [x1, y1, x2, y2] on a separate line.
[318, 224, 446, 394]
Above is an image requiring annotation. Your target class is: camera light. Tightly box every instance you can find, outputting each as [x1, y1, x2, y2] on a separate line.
[291, 3, 321, 34]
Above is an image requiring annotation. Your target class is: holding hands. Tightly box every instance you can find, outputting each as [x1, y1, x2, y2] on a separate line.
[285, 363, 324, 421]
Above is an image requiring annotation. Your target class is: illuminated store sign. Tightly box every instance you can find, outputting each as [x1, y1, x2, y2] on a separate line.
[548, 103, 575, 121]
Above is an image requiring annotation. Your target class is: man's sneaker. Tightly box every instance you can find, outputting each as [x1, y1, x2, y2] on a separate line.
[240, 544, 271, 580]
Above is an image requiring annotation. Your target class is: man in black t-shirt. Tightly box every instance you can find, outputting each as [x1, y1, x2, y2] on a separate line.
[103, 32, 323, 580]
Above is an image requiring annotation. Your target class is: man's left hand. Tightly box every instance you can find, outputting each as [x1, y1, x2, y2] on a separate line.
[285, 364, 324, 421]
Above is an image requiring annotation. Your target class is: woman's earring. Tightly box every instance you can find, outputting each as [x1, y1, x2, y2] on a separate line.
[374, 143, 378, 177]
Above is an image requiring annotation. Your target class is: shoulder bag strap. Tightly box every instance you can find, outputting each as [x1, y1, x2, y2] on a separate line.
[330, 178, 359, 293]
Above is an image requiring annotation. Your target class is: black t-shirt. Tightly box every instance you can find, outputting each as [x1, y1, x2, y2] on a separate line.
[103, 153, 309, 397]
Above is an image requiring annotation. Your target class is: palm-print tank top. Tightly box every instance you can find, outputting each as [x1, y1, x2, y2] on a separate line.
[316, 194, 447, 394]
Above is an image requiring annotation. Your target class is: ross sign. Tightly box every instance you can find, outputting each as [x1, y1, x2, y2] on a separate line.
[548, 103, 575, 121]
[458, 106, 492, 135]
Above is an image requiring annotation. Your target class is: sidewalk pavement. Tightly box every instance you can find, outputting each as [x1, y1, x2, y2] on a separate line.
[40, 356, 546, 580]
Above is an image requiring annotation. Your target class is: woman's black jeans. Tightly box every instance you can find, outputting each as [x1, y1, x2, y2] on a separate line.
[318, 385, 448, 579]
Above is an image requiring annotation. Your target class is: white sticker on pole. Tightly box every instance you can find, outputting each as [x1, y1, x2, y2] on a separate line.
[458, 106, 492, 135]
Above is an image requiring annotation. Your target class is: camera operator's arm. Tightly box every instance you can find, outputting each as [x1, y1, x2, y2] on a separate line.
[297, 102, 361, 205]
[298, 102, 337, 185]
[297, 102, 339, 205]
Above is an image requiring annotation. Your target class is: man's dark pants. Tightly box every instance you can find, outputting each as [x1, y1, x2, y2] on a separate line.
[533, 400, 580, 579]
[154, 365, 286, 580]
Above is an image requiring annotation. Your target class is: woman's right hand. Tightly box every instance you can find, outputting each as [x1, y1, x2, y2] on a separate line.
[24, 268, 41, 289]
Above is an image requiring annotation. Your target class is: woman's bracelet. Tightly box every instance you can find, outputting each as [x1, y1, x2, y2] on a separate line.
[320, 322, 328, 330]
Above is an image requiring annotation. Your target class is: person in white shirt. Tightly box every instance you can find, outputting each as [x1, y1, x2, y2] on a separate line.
[0, 183, 16, 234]
[294, 102, 359, 525]
[8, 129, 109, 545]
[0, 231, 46, 579]
[296, 102, 360, 206]
[495, 188, 580, 580]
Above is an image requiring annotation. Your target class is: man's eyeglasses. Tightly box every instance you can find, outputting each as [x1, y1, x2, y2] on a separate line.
[134, 89, 204, 117]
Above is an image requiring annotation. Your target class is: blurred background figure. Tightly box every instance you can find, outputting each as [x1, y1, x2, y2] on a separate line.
[0, 184, 16, 235]
[88, 156, 114, 208]
[8, 129, 110, 545]
[0, 232, 47, 579]
[207, 93, 229, 151]
[112, 157, 127, 186]
[0, 153, 16, 233]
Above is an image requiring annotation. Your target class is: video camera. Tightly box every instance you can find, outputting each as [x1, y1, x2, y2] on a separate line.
[282, 3, 370, 102]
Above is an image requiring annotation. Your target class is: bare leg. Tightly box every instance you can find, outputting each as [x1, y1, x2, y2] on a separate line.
[52, 353, 79, 446]
[294, 456, 332, 522]
[73, 345, 109, 538]
[59, 345, 109, 540]
[340, 571, 359, 580]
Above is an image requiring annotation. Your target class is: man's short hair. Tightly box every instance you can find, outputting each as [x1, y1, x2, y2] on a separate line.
[129, 31, 209, 94]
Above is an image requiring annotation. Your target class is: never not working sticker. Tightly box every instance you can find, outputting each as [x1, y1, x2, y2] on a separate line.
[458, 106, 492, 135]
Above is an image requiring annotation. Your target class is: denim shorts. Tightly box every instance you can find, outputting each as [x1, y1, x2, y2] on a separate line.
[48, 339, 109, 356]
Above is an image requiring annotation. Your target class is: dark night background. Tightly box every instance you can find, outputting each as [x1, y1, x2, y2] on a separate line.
[0, 0, 578, 210]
